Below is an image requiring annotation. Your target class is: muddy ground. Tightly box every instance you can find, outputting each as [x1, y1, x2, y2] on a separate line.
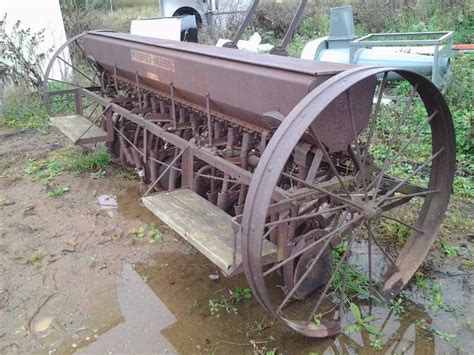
[0, 127, 473, 354]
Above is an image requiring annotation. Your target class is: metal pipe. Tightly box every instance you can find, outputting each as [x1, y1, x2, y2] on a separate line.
[229, 0, 260, 48]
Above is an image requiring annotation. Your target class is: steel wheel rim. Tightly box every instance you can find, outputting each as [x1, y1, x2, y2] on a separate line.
[42, 30, 113, 116]
[241, 67, 456, 337]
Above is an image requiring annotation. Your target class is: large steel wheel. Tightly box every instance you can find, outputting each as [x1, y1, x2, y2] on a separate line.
[43, 31, 111, 116]
[241, 67, 456, 337]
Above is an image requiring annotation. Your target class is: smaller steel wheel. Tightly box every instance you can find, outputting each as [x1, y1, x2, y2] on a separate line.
[43, 31, 111, 117]
[241, 67, 456, 337]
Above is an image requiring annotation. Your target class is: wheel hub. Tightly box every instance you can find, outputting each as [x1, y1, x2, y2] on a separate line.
[362, 202, 382, 220]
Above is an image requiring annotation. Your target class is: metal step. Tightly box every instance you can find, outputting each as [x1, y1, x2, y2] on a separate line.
[50, 114, 107, 145]
[142, 188, 276, 277]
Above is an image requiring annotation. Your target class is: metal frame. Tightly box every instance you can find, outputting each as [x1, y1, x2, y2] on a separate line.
[349, 31, 453, 87]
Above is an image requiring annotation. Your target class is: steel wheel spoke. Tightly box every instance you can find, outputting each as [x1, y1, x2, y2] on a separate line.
[367, 110, 438, 195]
[363, 71, 389, 163]
[383, 190, 438, 202]
[377, 148, 444, 205]
[380, 190, 439, 212]
[347, 90, 369, 199]
[47, 77, 84, 89]
[381, 214, 424, 234]
[57, 55, 97, 85]
[74, 39, 100, 79]
[277, 228, 340, 313]
[308, 126, 353, 198]
[281, 171, 361, 211]
[265, 204, 348, 227]
[54, 97, 75, 113]
[262, 225, 276, 241]
[367, 225, 374, 310]
[306, 234, 356, 323]
[373, 84, 419, 198]
[263, 215, 362, 277]
[366, 221, 396, 265]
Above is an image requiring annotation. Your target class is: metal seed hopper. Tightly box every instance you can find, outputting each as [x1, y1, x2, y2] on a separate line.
[43, 28, 455, 337]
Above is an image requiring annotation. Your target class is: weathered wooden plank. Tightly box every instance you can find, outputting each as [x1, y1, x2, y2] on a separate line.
[142, 188, 276, 276]
[50, 114, 107, 144]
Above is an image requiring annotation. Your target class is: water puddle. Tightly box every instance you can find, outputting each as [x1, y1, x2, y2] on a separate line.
[74, 252, 456, 354]
[77, 264, 177, 354]
[73, 188, 473, 354]
[129, 253, 441, 354]
[117, 188, 159, 225]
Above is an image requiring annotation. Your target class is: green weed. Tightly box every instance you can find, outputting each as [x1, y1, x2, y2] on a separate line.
[31, 248, 42, 269]
[415, 274, 429, 290]
[65, 148, 111, 172]
[230, 287, 252, 303]
[461, 260, 474, 269]
[330, 241, 382, 302]
[389, 297, 406, 316]
[345, 302, 382, 336]
[130, 223, 163, 243]
[424, 283, 453, 314]
[209, 287, 253, 317]
[90, 253, 100, 267]
[243, 319, 269, 338]
[373, 217, 411, 247]
[440, 242, 461, 257]
[370, 337, 383, 350]
[90, 170, 106, 179]
[441, 209, 474, 242]
[433, 329, 456, 342]
[416, 318, 430, 331]
[208, 297, 238, 317]
[47, 186, 70, 198]
[464, 319, 474, 334]
[31, 248, 41, 261]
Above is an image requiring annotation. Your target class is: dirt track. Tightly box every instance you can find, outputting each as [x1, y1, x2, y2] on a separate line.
[0, 127, 195, 353]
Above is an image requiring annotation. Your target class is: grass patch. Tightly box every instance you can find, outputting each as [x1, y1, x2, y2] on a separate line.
[440, 205, 474, 237]
[25, 146, 111, 185]
[47, 186, 70, 198]
[0, 89, 49, 130]
[117, 168, 139, 181]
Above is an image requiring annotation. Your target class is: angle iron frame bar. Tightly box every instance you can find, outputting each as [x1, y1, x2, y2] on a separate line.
[77, 88, 289, 201]
[230, 0, 261, 47]
[351, 31, 453, 47]
[74, 103, 112, 144]
[349, 31, 453, 88]
[280, 0, 308, 50]
[144, 146, 188, 196]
